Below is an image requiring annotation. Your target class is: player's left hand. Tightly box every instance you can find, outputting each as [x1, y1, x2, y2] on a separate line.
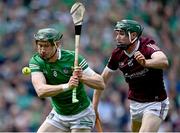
[73, 66, 83, 79]
[134, 51, 146, 66]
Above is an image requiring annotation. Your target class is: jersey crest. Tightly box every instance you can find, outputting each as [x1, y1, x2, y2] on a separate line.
[127, 58, 134, 67]
[63, 67, 72, 74]
[53, 70, 58, 77]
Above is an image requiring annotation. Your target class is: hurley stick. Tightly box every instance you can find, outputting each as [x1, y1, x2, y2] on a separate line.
[95, 112, 103, 132]
[70, 2, 85, 103]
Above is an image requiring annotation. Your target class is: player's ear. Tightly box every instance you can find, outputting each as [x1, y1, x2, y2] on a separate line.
[131, 32, 137, 39]
[54, 40, 62, 48]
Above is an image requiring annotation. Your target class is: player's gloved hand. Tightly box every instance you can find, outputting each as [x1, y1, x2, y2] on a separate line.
[134, 51, 146, 67]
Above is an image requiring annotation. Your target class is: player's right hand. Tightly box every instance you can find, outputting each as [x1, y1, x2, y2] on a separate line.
[68, 75, 79, 88]
[72, 66, 82, 79]
[134, 51, 146, 66]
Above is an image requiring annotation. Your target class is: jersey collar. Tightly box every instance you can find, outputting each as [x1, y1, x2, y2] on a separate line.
[124, 40, 140, 58]
[58, 49, 61, 60]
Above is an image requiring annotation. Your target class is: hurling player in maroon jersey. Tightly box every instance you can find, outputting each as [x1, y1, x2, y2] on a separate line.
[93, 19, 169, 132]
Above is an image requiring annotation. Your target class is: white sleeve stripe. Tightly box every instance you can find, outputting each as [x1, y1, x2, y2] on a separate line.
[29, 67, 40, 69]
[79, 59, 86, 65]
[80, 61, 86, 67]
[29, 64, 40, 69]
[83, 67, 96, 76]
[81, 62, 88, 68]
[79, 59, 88, 68]
[29, 64, 39, 67]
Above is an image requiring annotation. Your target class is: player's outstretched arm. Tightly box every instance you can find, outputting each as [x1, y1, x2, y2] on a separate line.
[31, 72, 78, 98]
[93, 66, 113, 110]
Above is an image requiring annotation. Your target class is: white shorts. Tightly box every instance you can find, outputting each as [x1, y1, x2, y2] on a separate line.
[45, 104, 96, 132]
[130, 98, 169, 122]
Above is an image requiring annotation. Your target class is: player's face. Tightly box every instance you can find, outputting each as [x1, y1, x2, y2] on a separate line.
[114, 30, 130, 44]
[36, 41, 56, 59]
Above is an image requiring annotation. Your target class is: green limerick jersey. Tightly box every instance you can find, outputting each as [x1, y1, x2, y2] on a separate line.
[29, 49, 91, 115]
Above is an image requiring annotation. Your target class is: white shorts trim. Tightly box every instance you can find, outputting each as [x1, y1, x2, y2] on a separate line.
[130, 98, 169, 122]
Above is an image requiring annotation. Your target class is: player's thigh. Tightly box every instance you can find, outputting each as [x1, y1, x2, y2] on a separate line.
[131, 119, 141, 132]
[140, 112, 162, 132]
[37, 121, 65, 132]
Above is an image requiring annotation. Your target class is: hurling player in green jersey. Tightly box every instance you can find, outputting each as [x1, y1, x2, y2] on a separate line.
[29, 28, 105, 132]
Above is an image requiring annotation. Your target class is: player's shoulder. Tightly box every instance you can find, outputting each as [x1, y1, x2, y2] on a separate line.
[61, 49, 75, 56]
[60, 49, 77, 62]
[140, 37, 160, 51]
[61, 49, 85, 59]
[29, 53, 44, 64]
[61, 49, 74, 53]
[111, 47, 123, 56]
[140, 36, 156, 46]
[30, 53, 39, 61]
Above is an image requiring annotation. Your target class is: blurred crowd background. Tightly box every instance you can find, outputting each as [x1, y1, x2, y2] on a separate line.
[0, 0, 180, 132]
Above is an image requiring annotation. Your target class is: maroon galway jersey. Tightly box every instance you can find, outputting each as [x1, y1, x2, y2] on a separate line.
[107, 37, 167, 102]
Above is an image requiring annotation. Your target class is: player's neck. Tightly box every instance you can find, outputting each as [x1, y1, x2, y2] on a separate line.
[126, 42, 137, 54]
[48, 50, 59, 62]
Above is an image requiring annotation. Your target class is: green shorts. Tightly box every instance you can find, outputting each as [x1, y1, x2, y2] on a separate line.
[46, 104, 96, 131]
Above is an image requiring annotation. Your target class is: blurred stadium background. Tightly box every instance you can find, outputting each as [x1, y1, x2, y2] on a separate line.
[0, 0, 180, 132]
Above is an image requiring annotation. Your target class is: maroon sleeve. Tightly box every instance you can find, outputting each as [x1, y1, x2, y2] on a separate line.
[140, 37, 161, 59]
[146, 43, 161, 56]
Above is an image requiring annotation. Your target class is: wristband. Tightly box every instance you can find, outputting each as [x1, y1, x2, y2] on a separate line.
[62, 84, 69, 92]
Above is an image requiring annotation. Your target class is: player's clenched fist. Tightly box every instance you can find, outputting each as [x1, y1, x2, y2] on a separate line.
[73, 66, 83, 79]
[68, 75, 79, 88]
[134, 51, 146, 67]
